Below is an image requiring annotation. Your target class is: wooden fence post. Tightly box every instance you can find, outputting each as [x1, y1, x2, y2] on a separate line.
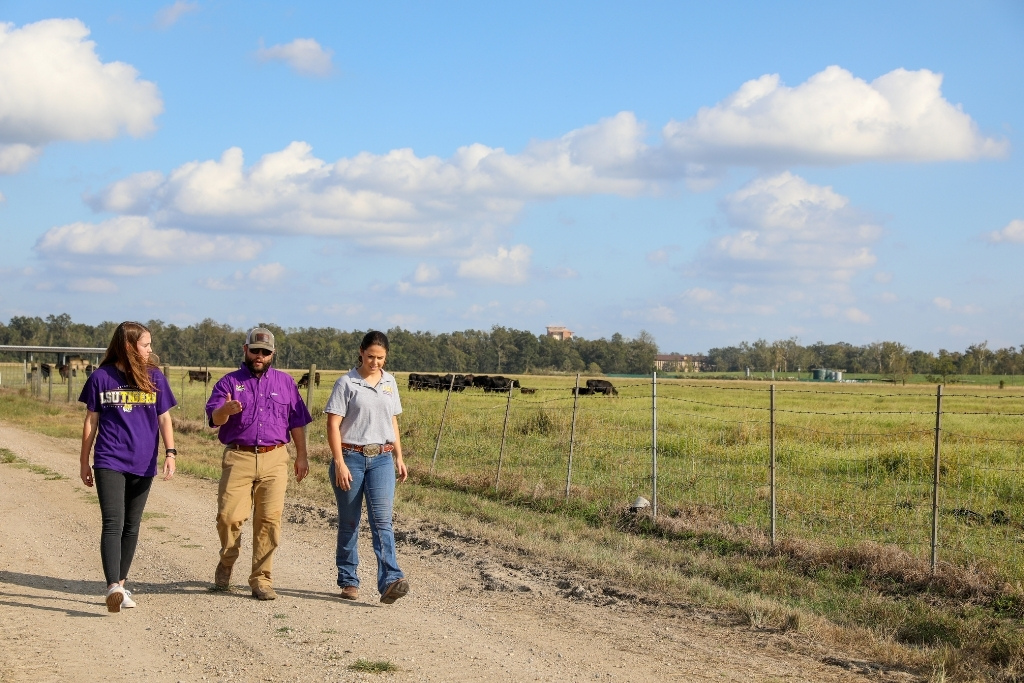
[306, 363, 317, 413]
[651, 371, 658, 518]
[565, 373, 580, 502]
[430, 376, 456, 473]
[931, 384, 943, 574]
[770, 384, 776, 548]
[495, 384, 513, 490]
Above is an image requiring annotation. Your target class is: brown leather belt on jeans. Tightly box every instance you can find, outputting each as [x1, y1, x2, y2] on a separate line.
[342, 443, 394, 456]
[230, 443, 282, 454]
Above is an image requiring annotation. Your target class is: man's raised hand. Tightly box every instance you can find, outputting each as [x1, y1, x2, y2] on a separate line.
[223, 390, 243, 416]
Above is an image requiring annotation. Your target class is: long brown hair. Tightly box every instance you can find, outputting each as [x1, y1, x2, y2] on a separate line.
[100, 321, 156, 393]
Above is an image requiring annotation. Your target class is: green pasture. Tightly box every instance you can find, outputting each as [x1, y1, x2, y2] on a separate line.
[9, 361, 1024, 581]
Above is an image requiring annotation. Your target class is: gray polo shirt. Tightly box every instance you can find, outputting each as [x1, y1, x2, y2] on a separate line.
[323, 368, 403, 445]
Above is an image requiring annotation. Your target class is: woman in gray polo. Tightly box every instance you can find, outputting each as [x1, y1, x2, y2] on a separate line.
[324, 331, 409, 603]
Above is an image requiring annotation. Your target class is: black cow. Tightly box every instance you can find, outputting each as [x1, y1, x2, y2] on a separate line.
[409, 373, 443, 390]
[520, 387, 536, 395]
[297, 371, 321, 389]
[58, 364, 70, 382]
[40, 363, 52, 380]
[188, 370, 212, 384]
[482, 375, 520, 393]
[441, 374, 473, 392]
[571, 386, 596, 396]
[586, 379, 618, 395]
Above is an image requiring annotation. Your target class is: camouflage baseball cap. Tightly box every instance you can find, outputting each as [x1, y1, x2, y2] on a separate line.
[245, 327, 275, 352]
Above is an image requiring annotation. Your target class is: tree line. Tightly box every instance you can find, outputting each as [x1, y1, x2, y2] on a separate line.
[4, 315, 1017, 381]
[0, 314, 657, 375]
[705, 338, 1022, 382]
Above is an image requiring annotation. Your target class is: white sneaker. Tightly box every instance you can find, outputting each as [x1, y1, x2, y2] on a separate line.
[106, 585, 124, 613]
[121, 589, 136, 608]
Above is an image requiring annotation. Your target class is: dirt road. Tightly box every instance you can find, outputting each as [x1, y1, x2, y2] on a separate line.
[0, 422, 908, 682]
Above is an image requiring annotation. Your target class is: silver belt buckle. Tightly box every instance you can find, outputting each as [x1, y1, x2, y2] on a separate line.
[362, 443, 382, 457]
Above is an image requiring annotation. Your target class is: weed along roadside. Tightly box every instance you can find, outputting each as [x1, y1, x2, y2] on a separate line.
[3, 377, 1024, 680]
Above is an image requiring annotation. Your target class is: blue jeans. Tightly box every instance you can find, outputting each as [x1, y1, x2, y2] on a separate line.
[329, 450, 404, 594]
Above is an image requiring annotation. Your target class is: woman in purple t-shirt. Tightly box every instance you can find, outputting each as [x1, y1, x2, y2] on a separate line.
[79, 321, 177, 613]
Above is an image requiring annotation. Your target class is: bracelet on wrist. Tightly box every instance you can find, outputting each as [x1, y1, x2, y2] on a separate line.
[165, 448, 177, 458]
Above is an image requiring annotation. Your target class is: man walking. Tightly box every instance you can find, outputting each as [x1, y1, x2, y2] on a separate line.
[206, 327, 312, 600]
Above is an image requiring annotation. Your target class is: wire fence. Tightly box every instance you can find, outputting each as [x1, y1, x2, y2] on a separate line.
[11, 361, 1024, 581]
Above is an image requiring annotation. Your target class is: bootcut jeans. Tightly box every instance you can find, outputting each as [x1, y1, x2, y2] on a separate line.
[329, 449, 404, 595]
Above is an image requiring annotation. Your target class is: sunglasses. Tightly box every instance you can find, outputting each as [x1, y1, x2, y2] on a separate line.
[248, 348, 273, 357]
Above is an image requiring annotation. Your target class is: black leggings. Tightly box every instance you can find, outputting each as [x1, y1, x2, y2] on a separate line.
[94, 468, 153, 586]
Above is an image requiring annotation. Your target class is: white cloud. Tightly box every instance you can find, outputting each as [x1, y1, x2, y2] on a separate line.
[462, 301, 501, 318]
[155, 1, 199, 29]
[550, 266, 578, 279]
[873, 271, 893, 284]
[0, 19, 162, 173]
[413, 263, 440, 283]
[699, 172, 880, 284]
[457, 245, 532, 284]
[984, 219, 1024, 244]
[34, 216, 263, 263]
[68, 277, 117, 293]
[933, 297, 952, 310]
[396, 281, 455, 298]
[199, 263, 284, 290]
[682, 287, 717, 304]
[256, 38, 334, 77]
[661, 66, 1005, 165]
[879, 292, 898, 303]
[844, 308, 871, 324]
[81, 116, 650, 250]
[247, 262, 286, 284]
[73, 65, 998, 261]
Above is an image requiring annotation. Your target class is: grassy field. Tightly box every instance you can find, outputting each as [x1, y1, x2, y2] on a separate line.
[4, 366, 1024, 680]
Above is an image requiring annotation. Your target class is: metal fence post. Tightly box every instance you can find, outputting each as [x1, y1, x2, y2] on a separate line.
[66, 371, 73, 404]
[495, 384, 513, 490]
[931, 384, 943, 573]
[430, 375, 456, 473]
[651, 370, 658, 518]
[770, 383, 776, 548]
[47, 370, 52, 402]
[565, 373, 580, 502]
[305, 363, 317, 412]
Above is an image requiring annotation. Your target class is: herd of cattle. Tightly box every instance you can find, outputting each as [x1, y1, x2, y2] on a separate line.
[34, 363, 618, 397]
[408, 374, 617, 396]
[38, 362, 94, 382]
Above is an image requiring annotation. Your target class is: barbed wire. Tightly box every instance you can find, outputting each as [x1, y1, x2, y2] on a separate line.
[942, 431, 1024, 445]
[776, 422, 933, 438]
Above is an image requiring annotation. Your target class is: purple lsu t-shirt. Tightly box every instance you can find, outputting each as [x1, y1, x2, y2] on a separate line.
[80, 364, 177, 477]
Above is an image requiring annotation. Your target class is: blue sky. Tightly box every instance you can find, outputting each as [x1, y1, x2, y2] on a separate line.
[1, 1, 1022, 353]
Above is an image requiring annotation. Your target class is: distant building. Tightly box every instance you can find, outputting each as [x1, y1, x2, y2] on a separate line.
[654, 353, 709, 372]
[546, 326, 573, 341]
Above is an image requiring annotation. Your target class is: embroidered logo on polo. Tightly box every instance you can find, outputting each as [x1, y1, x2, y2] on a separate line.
[382, 385, 394, 395]
[235, 384, 245, 392]
[100, 390, 157, 413]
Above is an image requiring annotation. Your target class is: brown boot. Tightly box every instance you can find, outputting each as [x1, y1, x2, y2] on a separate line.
[251, 585, 277, 600]
[214, 562, 232, 591]
[380, 578, 409, 605]
[340, 586, 359, 601]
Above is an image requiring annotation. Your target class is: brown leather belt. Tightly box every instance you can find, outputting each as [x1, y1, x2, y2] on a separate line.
[230, 443, 283, 454]
[342, 443, 394, 456]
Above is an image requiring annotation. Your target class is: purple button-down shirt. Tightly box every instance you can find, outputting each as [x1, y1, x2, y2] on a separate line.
[206, 365, 312, 446]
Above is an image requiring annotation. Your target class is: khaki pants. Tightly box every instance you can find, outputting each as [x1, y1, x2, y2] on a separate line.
[217, 445, 289, 590]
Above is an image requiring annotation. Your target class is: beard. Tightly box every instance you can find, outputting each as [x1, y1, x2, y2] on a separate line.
[245, 356, 273, 376]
